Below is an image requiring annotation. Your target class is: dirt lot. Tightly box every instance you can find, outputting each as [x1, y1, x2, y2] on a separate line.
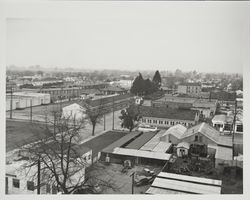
[86, 162, 162, 194]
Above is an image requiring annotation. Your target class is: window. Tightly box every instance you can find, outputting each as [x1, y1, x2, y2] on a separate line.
[27, 181, 34, 191]
[199, 136, 203, 142]
[224, 124, 231, 131]
[13, 178, 20, 188]
[236, 125, 243, 132]
[195, 135, 198, 142]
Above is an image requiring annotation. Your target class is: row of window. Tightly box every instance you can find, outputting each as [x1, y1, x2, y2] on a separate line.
[142, 118, 193, 127]
[12, 178, 34, 191]
[10, 178, 57, 194]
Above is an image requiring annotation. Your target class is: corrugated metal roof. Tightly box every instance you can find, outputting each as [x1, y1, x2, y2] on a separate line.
[146, 187, 185, 194]
[158, 172, 222, 186]
[162, 124, 187, 139]
[125, 132, 157, 150]
[148, 172, 221, 194]
[140, 130, 166, 151]
[112, 147, 172, 161]
[152, 142, 172, 153]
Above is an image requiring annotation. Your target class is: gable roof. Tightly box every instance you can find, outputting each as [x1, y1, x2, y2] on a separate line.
[181, 122, 220, 143]
[162, 124, 187, 139]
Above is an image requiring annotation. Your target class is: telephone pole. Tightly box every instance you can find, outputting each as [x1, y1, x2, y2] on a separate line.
[232, 99, 237, 160]
[130, 172, 135, 194]
[37, 156, 41, 194]
[112, 96, 114, 130]
[30, 99, 33, 122]
[10, 86, 13, 119]
[103, 114, 106, 131]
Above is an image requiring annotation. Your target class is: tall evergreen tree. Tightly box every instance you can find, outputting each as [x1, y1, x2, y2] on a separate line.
[152, 70, 162, 89]
[130, 73, 145, 96]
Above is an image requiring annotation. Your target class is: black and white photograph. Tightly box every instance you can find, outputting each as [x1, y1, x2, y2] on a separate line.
[0, 0, 249, 198]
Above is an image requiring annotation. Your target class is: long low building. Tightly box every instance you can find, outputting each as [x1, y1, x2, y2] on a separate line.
[101, 130, 172, 166]
[6, 92, 50, 111]
[146, 172, 222, 194]
[139, 105, 199, 128]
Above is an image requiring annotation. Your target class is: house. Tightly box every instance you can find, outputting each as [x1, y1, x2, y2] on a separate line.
[146, 172, 222, 194]
[139, 106, 199, 128]
[192, 99, 218, 119]
[212, 111, 243, 134]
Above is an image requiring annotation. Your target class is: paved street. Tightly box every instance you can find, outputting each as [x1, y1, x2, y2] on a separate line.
[6, 102, 126, 152]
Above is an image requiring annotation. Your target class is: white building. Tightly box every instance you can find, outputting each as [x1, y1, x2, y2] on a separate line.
[62, 103, 86, 121]
[6, 92, 51, 111]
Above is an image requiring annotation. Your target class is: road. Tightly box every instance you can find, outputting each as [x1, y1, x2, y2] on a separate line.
[6, 102, 124, 152]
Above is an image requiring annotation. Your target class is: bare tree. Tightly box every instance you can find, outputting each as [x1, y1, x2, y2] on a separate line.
[14, 111, 116, 194]
[82, 97, 105, 136]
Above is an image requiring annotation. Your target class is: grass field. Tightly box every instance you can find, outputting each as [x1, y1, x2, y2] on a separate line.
[6, 120, 51, 152]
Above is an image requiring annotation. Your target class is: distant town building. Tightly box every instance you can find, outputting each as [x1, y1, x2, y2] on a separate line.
[177, 83, 201, 95]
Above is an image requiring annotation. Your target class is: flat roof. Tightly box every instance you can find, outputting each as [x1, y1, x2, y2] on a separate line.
[81, 130, 128, 157]
[102, 131, 143, 153]
[125, 132, 157, 150]
[146, 187, 186, 194]
[157, 172, 222, 186]
[112, 147, 172, 161]
[154, 96, 196, 104]
[139, 106, 197, 121]
[149, 172, 221, 194]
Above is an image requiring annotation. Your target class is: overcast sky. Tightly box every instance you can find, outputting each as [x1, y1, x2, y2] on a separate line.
[6, 2, 249, 73]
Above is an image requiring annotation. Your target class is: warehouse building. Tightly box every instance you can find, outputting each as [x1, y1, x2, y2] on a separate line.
[101, 130, 173, 166]
[146, 172, 222, 194]
[6, 92, 50, 111]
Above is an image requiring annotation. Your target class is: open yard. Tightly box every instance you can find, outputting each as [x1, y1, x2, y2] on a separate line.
[6, 119, 52, 152]
[86, 162, 162, 194]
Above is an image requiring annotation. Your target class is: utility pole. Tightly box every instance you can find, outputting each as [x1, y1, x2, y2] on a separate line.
[103, 114, 106, 131]
[112, 96, 115, 130]
[130, 172, 135, 194]
[10, 86, 13, 119]
[30, 99, 33, 122]
[37, 156, 41, 194]
[232, 99, 237, 161]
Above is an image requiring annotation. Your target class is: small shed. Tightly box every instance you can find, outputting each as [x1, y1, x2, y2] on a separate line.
[176, 142, 190, 157]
